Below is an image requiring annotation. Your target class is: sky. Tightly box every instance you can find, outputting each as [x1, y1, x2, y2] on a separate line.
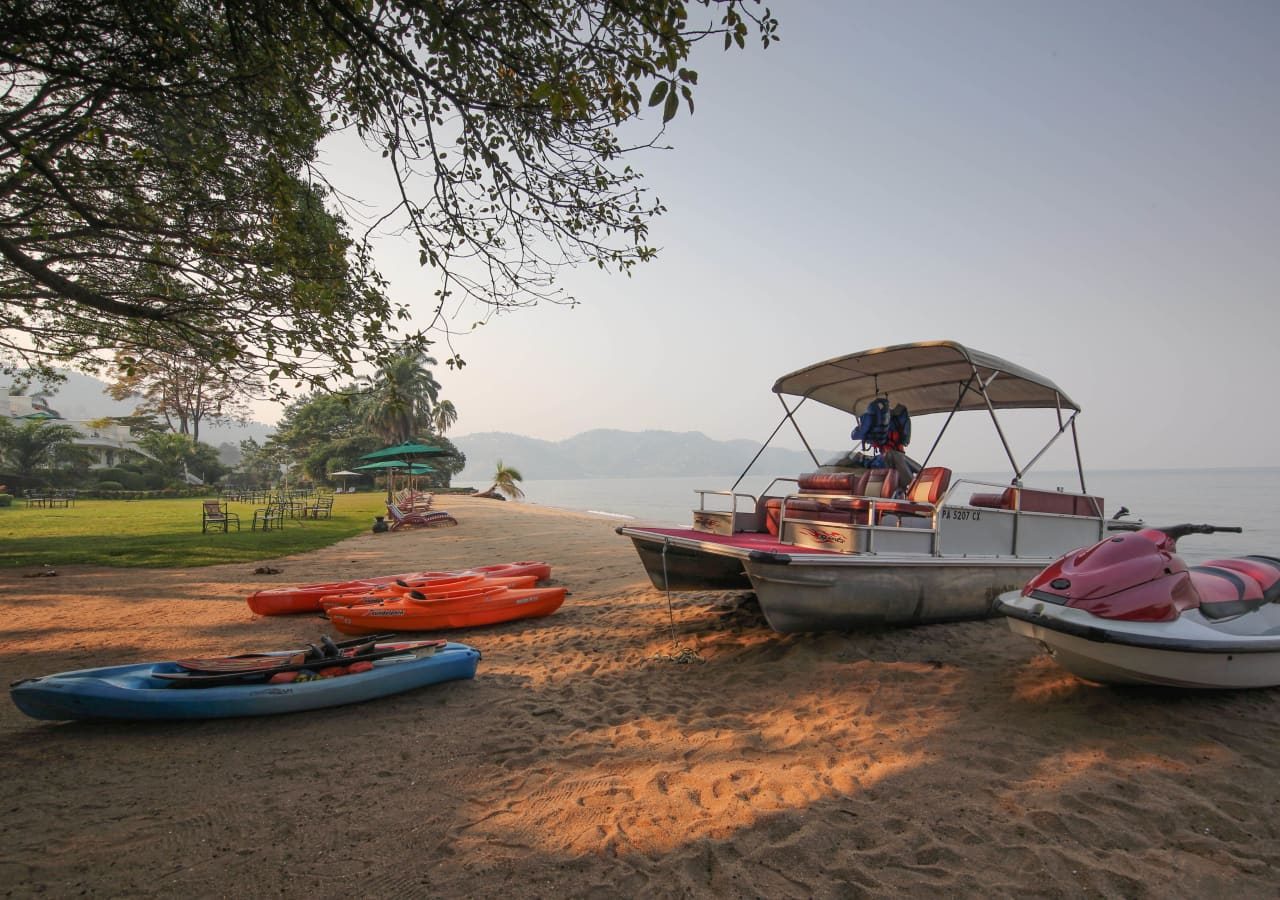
[296, 0, 1280, 473]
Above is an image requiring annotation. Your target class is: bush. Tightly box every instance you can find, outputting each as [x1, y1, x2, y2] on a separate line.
[95, 481, 124, 491]
[0, 494, 11, 507]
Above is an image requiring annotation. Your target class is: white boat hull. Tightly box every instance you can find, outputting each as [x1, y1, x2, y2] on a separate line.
[998, 591, 1280, 689]
[745, 556, 1042, 632]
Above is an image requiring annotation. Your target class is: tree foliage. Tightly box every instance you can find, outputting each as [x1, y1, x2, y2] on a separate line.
[485, 459, 525, 500]
[0, 419, 83, 479]
[269, 355, 466, 484]
[106, 349, 258, 443]
[361, 348, 441, 445]
[0, 0, 777, 386]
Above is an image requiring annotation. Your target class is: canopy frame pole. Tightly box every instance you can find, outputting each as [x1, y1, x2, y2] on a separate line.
[730, 396, 809, 493]
[974, 367, 1022, 482]
[1071, 414, 1087, 494]
[913, 374, 980, 474]
[1020, 404, 1080, 482]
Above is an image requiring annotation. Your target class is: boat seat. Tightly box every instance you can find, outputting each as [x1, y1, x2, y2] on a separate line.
[872, 467, 952, 520]
[1192, 556, 1280, 620]
[967, 486, 1104, 518]
[764, 470, 901, 530]
[797, 471, 865, 493]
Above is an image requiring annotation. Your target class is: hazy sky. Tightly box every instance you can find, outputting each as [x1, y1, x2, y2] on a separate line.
[302, 1, 1279, 472]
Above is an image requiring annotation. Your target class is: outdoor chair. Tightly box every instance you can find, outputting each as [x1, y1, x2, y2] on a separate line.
[251, 504, 287, 531]
[304, 495, 334, 519]
[394, 489, 434, 512]
[385, 501, 457, 530]
[202, 500, 241, 533]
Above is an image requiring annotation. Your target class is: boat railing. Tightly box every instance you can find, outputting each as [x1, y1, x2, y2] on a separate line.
[938, 478, 1106, 557]
[695, 478, 798, 514]
[695, 489, 758, 514]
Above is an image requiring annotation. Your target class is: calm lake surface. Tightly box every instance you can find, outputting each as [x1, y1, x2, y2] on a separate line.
[460, 467, 1280, 565]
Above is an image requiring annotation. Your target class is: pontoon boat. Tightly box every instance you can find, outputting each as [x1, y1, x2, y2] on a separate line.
[618, 341, 1127, 632]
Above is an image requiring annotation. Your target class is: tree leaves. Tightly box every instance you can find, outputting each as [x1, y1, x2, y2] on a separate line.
[0, 0, 780, 395]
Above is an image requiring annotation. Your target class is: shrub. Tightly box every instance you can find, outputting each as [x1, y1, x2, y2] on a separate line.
[0, 494, 11, 507]
[95, 481, 124, 491]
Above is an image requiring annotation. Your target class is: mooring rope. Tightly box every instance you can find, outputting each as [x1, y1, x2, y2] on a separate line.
[650, 538, 703, 664]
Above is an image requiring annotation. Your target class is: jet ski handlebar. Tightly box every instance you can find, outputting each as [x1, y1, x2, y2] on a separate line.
[1159, 524, 1243, 539]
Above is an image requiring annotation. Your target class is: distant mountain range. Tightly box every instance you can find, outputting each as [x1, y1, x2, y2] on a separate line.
[0, 369, 274, 447]
[452, 429, 833, 481]
[4, 371, 831, 478]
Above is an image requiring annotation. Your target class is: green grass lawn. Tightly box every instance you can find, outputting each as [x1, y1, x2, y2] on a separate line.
[0, 494, 392, 569]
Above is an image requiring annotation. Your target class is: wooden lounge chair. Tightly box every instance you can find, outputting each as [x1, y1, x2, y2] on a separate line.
[386, 501, 457, 530]
[202, 500, 241, 533]
[393, 489, 434, 512]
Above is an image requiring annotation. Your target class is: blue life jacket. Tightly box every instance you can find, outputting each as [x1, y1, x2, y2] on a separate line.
[851, 398, 891, 449]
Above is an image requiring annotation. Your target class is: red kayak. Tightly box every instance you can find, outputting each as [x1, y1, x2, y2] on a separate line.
[317, 573, 540, 611]
[247, 561, 552, 616]
[326, 585, 568, 635]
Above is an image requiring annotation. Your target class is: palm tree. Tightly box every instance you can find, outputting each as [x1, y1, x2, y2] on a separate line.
[482, 459, 524, 500]
[431, 399, 457, 436]
[0, 421, 83, 481]
[361, 348, 441, 444]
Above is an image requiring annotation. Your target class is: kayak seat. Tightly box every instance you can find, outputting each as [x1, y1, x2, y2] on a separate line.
[967, 486, 1104, 517]
[1192, 562, 1274, 619]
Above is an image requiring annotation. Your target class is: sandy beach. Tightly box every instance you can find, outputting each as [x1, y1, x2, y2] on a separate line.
[1, 494, 1278, 897]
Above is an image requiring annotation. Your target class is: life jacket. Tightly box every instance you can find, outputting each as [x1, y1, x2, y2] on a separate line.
[851, 398, 891, 449]
[886, 403, 911, 451]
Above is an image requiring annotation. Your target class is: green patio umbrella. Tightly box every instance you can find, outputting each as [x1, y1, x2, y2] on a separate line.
[358, 441, 447, 461]
[354, 459, 436, 499]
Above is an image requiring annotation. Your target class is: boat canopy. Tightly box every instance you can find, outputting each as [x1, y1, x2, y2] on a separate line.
[771, 341, 1079, 417]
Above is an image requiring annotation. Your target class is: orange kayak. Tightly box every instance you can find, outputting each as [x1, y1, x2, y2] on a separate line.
[326, 585, 567, 635]
[318, 573, 540, 611]
[246, 562, 552, 616]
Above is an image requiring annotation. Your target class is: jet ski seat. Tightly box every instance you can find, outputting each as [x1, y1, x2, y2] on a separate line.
[1192, 556, 1280, 620]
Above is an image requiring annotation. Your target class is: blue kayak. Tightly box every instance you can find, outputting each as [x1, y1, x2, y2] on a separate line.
[10, 642, 480, 721]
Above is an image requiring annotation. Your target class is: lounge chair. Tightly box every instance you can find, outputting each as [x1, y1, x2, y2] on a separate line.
[386, 501, 457, 530]
[202, 500, 241, 533]
[393, 489, 434, 512]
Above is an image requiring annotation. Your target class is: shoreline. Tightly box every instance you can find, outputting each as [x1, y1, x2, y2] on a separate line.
[1, 494, 1277, 895]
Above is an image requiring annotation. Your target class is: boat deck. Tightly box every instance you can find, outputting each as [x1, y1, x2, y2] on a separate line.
[623, 525, 844, 556]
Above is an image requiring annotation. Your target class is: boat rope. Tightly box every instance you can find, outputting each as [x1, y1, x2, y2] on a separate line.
[652, 539, 703, 665]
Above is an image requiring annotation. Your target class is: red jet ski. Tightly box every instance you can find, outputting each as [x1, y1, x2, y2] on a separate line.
[996, 524, 1280, 688]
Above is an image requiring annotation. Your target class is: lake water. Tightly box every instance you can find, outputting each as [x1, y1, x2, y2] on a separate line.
[459, 467, 1280, 565]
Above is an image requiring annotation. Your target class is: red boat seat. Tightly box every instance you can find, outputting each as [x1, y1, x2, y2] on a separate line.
[967, 486, 1104, 518]
[874, 467, 952, 520]
[797, 471, 866, 493]
[761, 467, 956, 534]
[764, 470, 901, 530]
[1192, 555, 1280, 620]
